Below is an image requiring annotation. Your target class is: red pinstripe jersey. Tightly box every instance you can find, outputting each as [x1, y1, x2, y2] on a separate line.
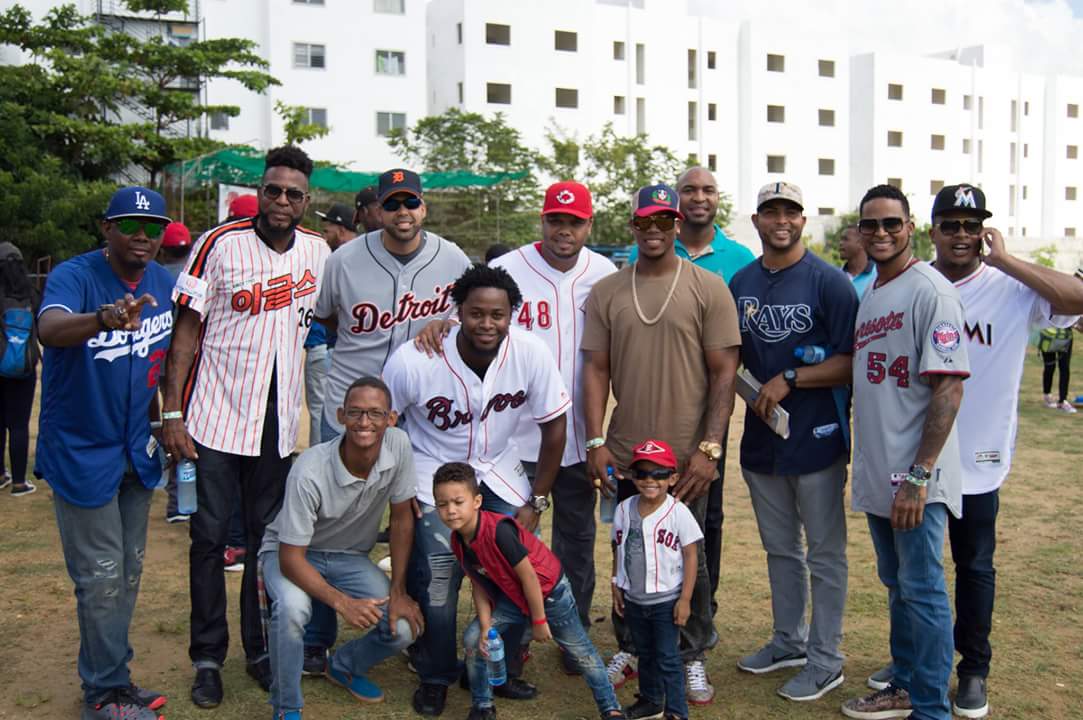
[173, 219, 330, 457]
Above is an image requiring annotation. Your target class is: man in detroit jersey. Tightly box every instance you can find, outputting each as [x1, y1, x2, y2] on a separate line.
[162, 146, 330, 707]
[383, 265, 570, 716]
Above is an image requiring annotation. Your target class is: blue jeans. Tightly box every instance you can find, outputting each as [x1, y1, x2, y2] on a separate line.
[408, 484, 522, 685]
[463, 577, 620, 715]
[261, 550, 415, 716]
[53, 472, 154, 704]
[624, 598, 686, 718]
[867, 504, 953, 720]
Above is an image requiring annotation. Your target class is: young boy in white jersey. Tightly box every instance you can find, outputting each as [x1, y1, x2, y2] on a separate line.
[612, 440, 703, 720]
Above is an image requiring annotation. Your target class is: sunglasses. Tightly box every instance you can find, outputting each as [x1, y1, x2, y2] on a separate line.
[382, 196, 423, 212]
[857, 217, 906, 236]
[631, 214, 677, 232]
[262, 184, 308, 204]
[115, 219, 164, 239]
[935, 219, 984, 236]
[632, 468, 675, 481]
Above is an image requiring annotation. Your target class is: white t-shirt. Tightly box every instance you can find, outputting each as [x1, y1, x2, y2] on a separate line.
[952, 264, 1078, 494]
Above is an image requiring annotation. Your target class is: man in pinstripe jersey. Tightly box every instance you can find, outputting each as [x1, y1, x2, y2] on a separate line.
[162, 145, 331, 708]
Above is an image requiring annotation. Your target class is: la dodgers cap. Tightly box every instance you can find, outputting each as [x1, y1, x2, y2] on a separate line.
[542, 181, 593, 219]
[756, 181, 804, 211]
[631, 183, 684, 219]
[160, 221, 192, 249]
[104, 186, 170, 222]
[315, 202, 357, 231]
[631, 439, 678, 470]
[378, 168, 423, 202]
[931, 183, 993, 221]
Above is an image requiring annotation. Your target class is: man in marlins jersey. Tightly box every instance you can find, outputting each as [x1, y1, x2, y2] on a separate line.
[861, 184, 1083, 719]
[384, 265, 570, 716]
[162, 145, 330, 707]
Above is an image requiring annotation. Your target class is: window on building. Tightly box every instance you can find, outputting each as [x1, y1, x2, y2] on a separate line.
[209, 111, 229, 130]
[818, 208, 835, 216]
[636, 97, 646, 135]
[766, 53, 784, 72]
[1066, 227, 1077, 237]
[707, 153, 717, 171]
[293, 43, 326, 69]
[979, 96, 985, 128]
[1068, 186, 1078, 201]
[294, 0, 325, 5]
[688, 49, 697, 89]
[613, 41, 625, 60]
[635, 43, 645, 84]
[457, 81, 463, 104]
[375, 50, 405, 75]
[887, 130, 903, 147]
[1010, 142, 1017, 173]
[767, 104, 785, 123]
[614, 95, 625, 114]
[305, 107, 328, 129]
[686, 153, 698, 166]
[708, 103, 717, 121]
[1009, 184, 1016, 215]
[1011, 100, 1018, 132]
[485, 23, 510, 45]
[888, 83, 903, 100]
[931, 87, 946, 104]
[555, 88, 578, 108]
[978, 139, 984, 171]
[487, 82, 511, 104]
[707, 51, 716, 69]
[818, 59, 835, 77]
[887, 177, 903, 190]
[818, 108, 835, 127]
[818, 158, 835, 176]
[1023, 185, 1029, 200]
[963, 94, 972, 110]
[375, 111, 403, 136]
[373, 0, 404, 13]
[688, 101, 698, 141]
[931, 134, 945, 150]
[930, 180, 944, 194]
[767, 155, 786, 173]
[1068, 145, 1078, 159]
[1024, 100, 1030, 115]
[555, 30, 577, 51]
[962, 138, 972, 154]
[1070, 103, 1080, 118]
[457, 22, 462, 44]
[1024, 143, 1029, 158]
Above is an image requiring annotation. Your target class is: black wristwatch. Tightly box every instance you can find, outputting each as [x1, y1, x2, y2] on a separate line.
[906, 464, 931, 487]
[783, 368, 799, 390]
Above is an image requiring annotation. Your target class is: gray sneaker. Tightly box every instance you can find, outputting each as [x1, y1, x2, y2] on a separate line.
[866, 663, 894, 691]
[82, 689, 161, 720]
[737, 643, 808, 675]
[841, 685, 912, 719]
[777, 666, 844, 702]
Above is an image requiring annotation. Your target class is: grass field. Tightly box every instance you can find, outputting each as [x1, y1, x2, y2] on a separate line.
[2, 353, 1082, 719]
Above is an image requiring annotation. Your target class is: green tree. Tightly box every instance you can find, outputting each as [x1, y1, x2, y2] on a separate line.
[275, 101, 331, 146]
[1032, 244, 1058, 268]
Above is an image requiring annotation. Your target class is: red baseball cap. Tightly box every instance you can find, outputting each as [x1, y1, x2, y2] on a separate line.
[228, 194, 259, 219]
[542, 181, 593, 219]
[631, 439, 678, 470]
[160, 221, 191, 249]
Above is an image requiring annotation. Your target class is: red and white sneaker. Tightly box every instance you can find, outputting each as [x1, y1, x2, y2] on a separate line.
[223, 546, 246, 573]
[605, 651, 638, 689]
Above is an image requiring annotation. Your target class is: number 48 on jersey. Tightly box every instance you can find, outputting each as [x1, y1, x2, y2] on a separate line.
[517, 301, 552, 331]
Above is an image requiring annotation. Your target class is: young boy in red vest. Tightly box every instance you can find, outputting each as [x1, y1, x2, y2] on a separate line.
[612, 440, 703, 720]
[433, 462, 626, 720]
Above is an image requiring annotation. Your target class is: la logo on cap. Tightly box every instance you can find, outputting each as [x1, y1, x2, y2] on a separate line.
[954, 186, 977, 209]
[134, 191, 151, 211]
[651, 188, 670, 203]
[556, 189, 575, 204]
[637, 440, 666, 455]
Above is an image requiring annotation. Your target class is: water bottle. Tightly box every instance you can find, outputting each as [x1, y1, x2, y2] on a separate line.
[485, 628, 506, 686]
[794, 345, 827, 364]
[599, 465, 617, 524]
[177, 459, 198, 515]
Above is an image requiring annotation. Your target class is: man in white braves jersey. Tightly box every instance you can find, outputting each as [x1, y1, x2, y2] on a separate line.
[162, 145, 330, 707]
[384, 264, 570, 717]
[415, 181, 617, 673]
[843, 184, 969, 720]
[862, 184, 1083, 719]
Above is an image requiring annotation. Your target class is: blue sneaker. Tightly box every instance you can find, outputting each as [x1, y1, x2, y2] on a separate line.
[275, 712, 302, 720]
[326, 658, 384, 703]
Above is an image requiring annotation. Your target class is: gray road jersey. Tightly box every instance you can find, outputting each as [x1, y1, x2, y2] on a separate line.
[316, 230, 471, 432]
[851, 261, 970, 519]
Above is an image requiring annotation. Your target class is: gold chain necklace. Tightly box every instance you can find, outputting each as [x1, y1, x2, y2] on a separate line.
[632, 259, 683, 325]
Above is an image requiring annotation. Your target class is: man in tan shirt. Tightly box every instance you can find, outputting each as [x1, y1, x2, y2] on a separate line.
[582, 183, 740, 706]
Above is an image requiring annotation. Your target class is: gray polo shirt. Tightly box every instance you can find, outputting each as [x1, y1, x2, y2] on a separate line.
[260, 426, 416, 555]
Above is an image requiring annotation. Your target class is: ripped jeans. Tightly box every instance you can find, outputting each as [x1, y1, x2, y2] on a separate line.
[408, 485, 522, 686]
[54, 471, 154, 704]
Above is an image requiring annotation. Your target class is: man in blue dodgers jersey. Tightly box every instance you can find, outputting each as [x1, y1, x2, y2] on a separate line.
[35, 187, 175, 720]
[729, 182, 858, 703]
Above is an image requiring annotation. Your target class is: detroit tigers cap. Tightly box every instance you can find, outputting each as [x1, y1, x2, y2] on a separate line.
[631, 183, 684, 219]
[631, 439, 678, 470]
[542, 181, 593, 219]
[756, 181, 804, 211]
[378, 168, 423, 202]
[160, 221, 192, 249]
[105, 186, 170, 222]
[315, 202, 357, 232]
[931, 183, 993, 221]
[228, 194, 258, 219]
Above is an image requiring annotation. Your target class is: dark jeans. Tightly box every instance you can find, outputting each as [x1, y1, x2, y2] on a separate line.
[188, 400, 292, 667]
[0, 372, 36, 484]
[704, 434, 728, 618]
[948, 490, 998, 679]
[1041, 348, 1071, 402]
[625, 598, 687, 718]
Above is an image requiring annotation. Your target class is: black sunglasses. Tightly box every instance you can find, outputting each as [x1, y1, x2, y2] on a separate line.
[632, 214, 677, 231]
[936, 219, 984, 236]
[115, 219, 164, 239]
[632, 468, 675, 481]
[262, 184, 308, 204]
[382, 196, 423, 212]
[857, 217, 906, 236]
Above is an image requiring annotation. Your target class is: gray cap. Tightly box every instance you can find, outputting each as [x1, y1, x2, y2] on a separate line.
[756, 181, 804, 211]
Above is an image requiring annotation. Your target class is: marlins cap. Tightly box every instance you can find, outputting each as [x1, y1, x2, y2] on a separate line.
[378, 169, 423, 202]
[931, 183, 992, 221]
[756, 181, 804, 211]
[105, 186, 170, 222]
[542, 181, 593, 219]
[631, 183, 684, 219]
[631, 439, 678, 470]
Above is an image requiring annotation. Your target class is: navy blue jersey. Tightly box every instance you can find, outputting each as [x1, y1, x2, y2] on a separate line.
[35, 250, 175, 507]
[729, 251, 859, 475]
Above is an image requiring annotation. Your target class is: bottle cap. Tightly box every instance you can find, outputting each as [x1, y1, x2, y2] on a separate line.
[487, 628, 500, 639]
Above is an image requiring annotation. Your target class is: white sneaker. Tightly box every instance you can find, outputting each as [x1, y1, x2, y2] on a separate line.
[605, 651, 638, 689]
[1058, 400, 1078, 414]
[1044, 393, 1057, 408]
[685, 659, 715, 705]
[0, 470, 11, 490]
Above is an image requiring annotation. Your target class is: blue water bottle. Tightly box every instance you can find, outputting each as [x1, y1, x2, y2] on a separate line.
[177, 459, 198, 515]
[794, 345, 827, 364]
[485, 628, 506, 686]
[599, 465, 617, 524]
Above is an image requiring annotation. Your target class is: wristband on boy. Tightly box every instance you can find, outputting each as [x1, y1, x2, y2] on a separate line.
[532, 617, 547, 626]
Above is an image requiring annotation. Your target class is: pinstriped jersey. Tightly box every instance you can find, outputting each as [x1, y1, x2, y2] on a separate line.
[173, 218, 330, 458]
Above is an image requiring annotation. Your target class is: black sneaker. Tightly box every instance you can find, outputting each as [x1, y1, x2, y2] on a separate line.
[467, 706, 496, 720]
[624, 694, 664, 720]
[303, 645, 328, 676]
[953, 675, 989, 718]
[246, 657, 272, 692]
[128, 684, 166, 710]
[412, 682, 448, 716]
[190, 667, 222, 708]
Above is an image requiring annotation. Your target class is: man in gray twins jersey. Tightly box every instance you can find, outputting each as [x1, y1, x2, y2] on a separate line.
[315, 167, 471, 443]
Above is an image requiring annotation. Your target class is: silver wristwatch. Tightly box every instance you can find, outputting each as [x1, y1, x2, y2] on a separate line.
[529, 495, 550, 513]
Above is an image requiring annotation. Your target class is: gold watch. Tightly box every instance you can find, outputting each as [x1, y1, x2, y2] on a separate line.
[698, 441, 723, 461]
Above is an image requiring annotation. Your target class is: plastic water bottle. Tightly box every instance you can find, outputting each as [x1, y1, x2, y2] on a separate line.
[599, 465, 617, 524]
[485, 628, 506, 686]
[794, 345, 827, 364]
[177, 459, 198, 515]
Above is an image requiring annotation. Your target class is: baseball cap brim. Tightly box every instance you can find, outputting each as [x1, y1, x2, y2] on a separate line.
[934, 207, 992, 220]
[541, 206, 592, 219]
[378, 188, 422, 202]
[105, 211, 172, 222]
[633, 206, 685, 220]
[756, 198, 803, 212]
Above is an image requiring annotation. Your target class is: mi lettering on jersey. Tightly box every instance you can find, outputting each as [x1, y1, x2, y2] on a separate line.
[173, 218, 331, 458]
[491, 243, 617, 466]
[383, 325, 571, 507]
